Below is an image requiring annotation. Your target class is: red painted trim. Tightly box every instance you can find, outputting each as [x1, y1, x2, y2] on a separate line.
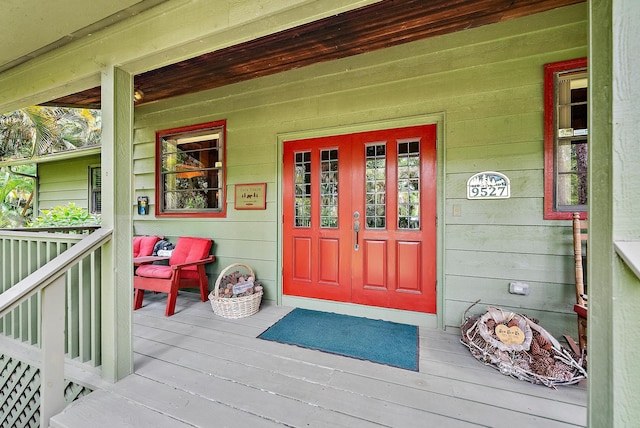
[155, 120, 227, 218]
[543, 58, 587, 220]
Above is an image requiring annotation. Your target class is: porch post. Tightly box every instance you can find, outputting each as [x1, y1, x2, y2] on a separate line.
[39, 275, 66, 427]
[100, 66, 134, 382]
[590, 0, 640, 426]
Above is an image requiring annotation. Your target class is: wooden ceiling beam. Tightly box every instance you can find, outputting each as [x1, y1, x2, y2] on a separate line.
[45, 0, 584, 108]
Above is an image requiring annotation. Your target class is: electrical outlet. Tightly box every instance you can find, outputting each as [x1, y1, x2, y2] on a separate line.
[509, 281, 529, 295]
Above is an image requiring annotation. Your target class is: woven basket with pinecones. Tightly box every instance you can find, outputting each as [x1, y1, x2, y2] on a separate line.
[460, 305, 586, 387]
[208, 263, 263, 319]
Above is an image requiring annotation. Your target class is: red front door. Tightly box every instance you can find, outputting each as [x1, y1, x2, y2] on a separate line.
[283, 125, 437, 313]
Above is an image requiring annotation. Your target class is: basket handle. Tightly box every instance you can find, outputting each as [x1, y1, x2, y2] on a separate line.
[213, 263, 255, 298]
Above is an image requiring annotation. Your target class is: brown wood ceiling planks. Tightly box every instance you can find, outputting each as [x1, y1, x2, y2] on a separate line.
[45, 0, 584, 108]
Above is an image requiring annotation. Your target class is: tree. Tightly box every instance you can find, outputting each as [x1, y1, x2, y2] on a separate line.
[0, 106, 101, 227]
[0, 165, 35, 228]
[0, 106, 101, 160]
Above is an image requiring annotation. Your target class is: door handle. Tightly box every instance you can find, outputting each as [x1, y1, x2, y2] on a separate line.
[353, 211, 360, 251]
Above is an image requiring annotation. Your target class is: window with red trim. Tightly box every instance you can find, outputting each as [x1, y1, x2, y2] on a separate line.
[544, 58, 588, 220]
[155, 120, 226, 218]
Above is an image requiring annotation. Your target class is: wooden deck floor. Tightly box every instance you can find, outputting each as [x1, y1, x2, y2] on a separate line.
[51, 292, 587, 427]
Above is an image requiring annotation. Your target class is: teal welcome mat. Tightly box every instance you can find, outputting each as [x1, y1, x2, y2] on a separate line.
[258, 308, 419, 371]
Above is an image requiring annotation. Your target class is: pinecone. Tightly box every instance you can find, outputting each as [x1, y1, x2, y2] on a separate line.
[529, 359, 548, 375]
[536, 334, 552, 351]
[514, 358, 531, 372]
[548, 361, 574, 381]
[538, 348, 551, 359]
[530, 339, 542, 356]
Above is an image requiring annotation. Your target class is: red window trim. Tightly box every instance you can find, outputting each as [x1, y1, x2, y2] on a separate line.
[155, 119, 227, 218]
[543, 57, 588, 220]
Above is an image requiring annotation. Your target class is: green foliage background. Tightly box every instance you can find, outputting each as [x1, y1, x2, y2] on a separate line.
[0, 107, 101, 228]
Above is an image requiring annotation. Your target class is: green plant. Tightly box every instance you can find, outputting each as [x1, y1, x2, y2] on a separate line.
[29, 203, 101, 228]
[0, 165, 35, 228]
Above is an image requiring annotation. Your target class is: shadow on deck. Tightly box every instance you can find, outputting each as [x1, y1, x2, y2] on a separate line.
[51, 292, 587, 427]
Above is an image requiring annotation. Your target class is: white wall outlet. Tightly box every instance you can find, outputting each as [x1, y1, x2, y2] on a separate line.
[509, 281, 530, 295]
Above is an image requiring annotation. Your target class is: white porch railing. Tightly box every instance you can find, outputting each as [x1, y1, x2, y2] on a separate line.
[0, 227, 112, 427]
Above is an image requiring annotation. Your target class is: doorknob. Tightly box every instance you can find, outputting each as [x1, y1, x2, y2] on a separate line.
[353, 211, 360, 251]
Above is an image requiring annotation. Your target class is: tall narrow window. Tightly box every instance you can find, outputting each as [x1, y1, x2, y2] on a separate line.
[397, 140, 420, 229]
[89, 166, 101, 213]
[544, 58, 588, 220]
[156, 120, 226, 217]
[320, 149, 339, 228]
[365, 144, 386, 229]
[294, 151, 311, 227]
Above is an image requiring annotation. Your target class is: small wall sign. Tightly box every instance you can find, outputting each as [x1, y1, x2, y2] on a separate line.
[234, 183, 267, 210]
[467, 171, 510, 199]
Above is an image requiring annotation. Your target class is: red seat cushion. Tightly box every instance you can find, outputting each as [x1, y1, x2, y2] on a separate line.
[135, 264, 173, 279]
[133, 236, 161, 258]
[135, 264, 201, 280]
[169, 237, 213, 270]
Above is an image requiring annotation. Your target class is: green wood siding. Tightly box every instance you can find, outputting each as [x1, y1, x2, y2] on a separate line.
[132, 4, 587, 336]
[37, 155, 100, 213]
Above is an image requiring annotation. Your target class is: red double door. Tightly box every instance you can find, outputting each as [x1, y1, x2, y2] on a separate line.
[283, 125, 437, 313]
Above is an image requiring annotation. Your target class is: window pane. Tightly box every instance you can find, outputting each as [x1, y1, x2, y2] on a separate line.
[554, 68, 588, 212]
[320, 149, 338, 228]
[162, 170, 220, 210]
[556, 139, 587, 209]
[398, 141, 420, 230]
[294, 151, 311, 227]
[557, 173, 587, 207]
[543, 58, 588, 219]
[365, 144, 386, 229]
[157, 123, 225, 215]
[92, 190, 102, 213]
[90, 166, 101, 213]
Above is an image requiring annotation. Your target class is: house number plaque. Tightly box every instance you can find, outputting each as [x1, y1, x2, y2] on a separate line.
[466, 171, 510, 199]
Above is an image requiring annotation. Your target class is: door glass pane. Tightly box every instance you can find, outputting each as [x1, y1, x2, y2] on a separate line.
[294, 151, 311, 227]
[398, 140, 420, 230]
[365, 144, 386, 229]
[320, 149, 339, 228]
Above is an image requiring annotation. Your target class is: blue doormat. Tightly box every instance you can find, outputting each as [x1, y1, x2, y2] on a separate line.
[258, 308, 419, 371]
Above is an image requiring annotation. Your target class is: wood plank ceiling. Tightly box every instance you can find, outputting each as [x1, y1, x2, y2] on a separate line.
[48, 0, 584, 108]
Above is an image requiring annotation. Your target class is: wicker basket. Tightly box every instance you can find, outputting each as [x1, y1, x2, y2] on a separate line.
[209, 263, 262, 319]
[460, 305, 587, 387]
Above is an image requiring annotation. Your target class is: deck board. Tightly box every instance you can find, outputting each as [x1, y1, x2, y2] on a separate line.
[51, 292, 587, 427]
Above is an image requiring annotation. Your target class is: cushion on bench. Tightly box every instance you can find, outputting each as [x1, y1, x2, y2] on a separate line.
[133, 235, 161, 258]
[135, 264, 200, 280]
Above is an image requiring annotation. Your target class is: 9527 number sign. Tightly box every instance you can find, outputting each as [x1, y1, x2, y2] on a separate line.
[466, 171, 510, 199]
